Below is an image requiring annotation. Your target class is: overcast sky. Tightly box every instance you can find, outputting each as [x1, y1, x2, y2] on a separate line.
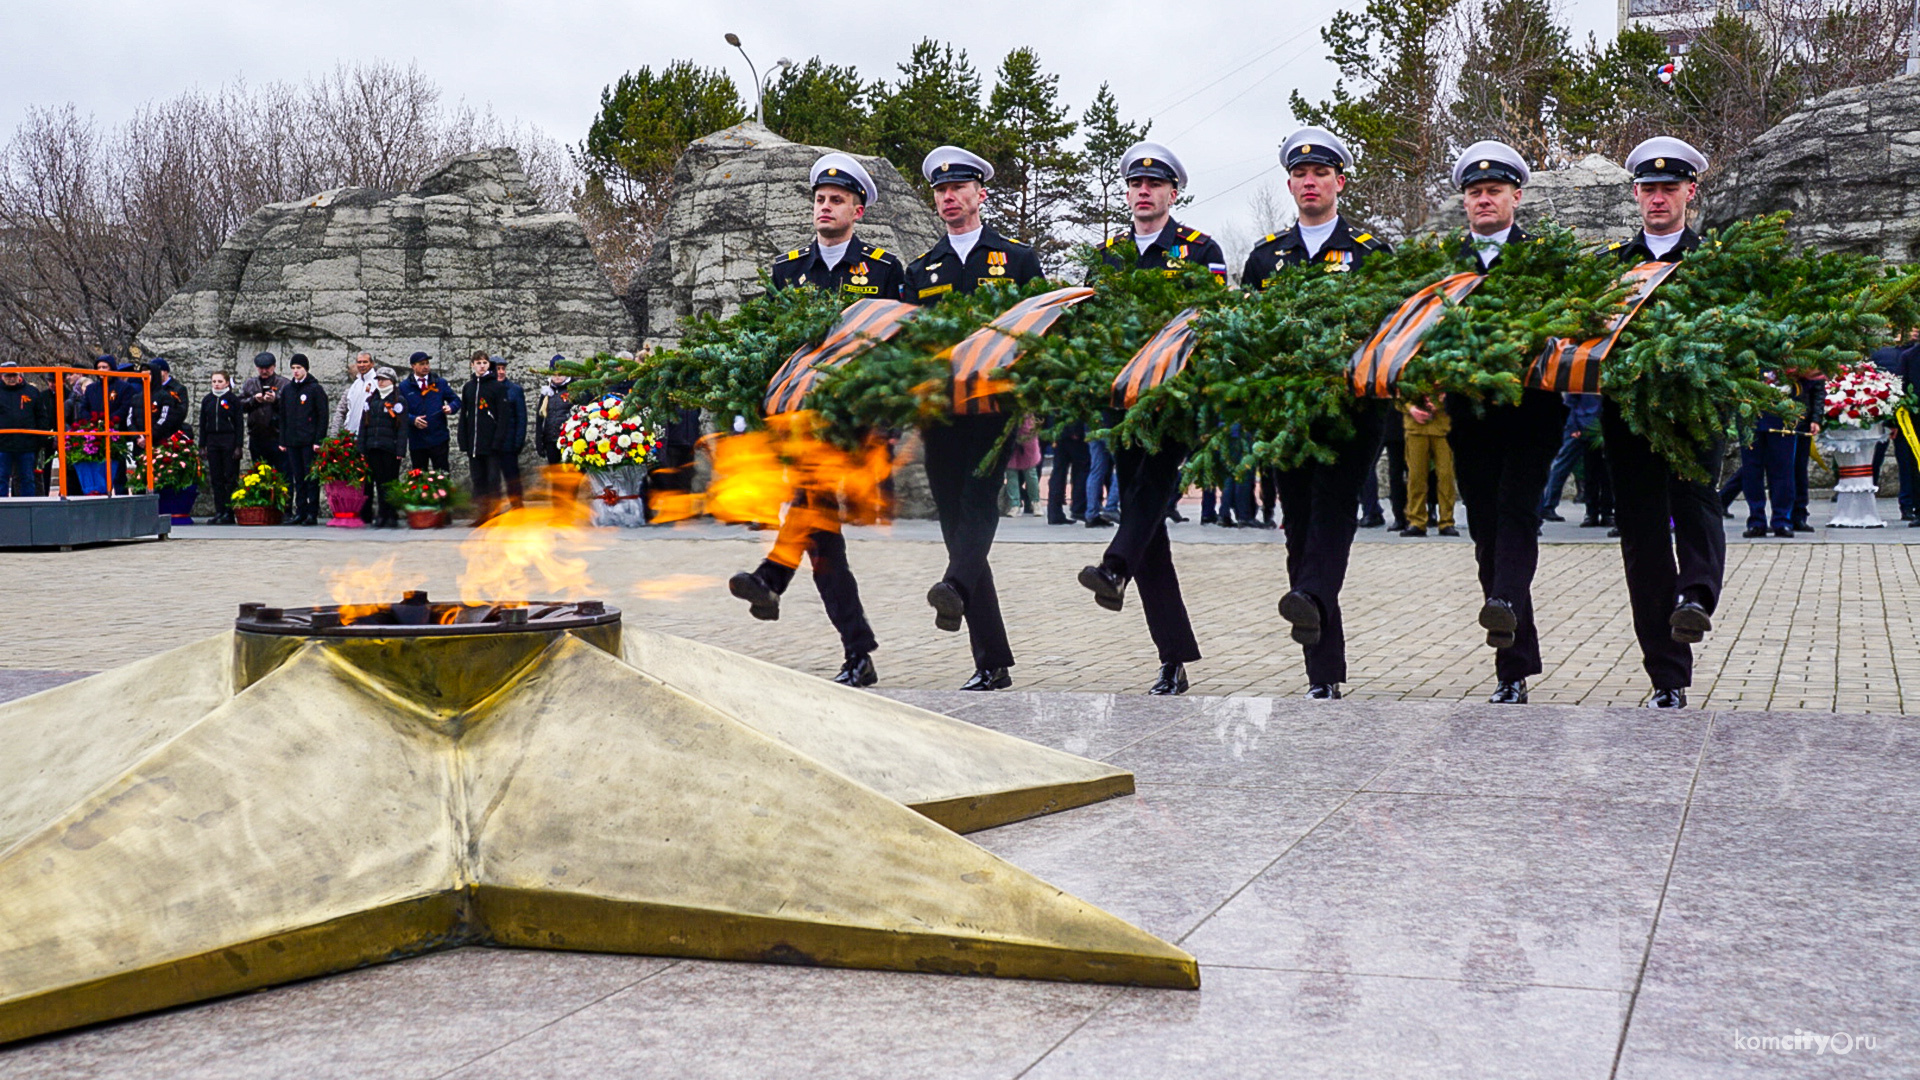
[4, 0, 1620, 248]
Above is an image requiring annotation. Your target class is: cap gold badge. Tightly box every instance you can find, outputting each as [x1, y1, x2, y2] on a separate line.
[1655, 158, 1666, 169]
[1479, 161, 1490, 170]
[1301, 144, 1312, 155]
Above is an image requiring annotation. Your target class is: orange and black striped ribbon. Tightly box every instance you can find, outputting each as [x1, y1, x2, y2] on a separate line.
[1347, 272, 1487, 398]
[1112, 308, 1202, 408]
[946, 286, 1097, 415]
[763, 298, 921, 415]
[1526, 260, 1681, 393]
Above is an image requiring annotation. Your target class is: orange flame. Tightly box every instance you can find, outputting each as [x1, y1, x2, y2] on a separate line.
[630, 573, 723, 601]
[328, 554, 425, 624]
[456, 504, 602, 604]
[647, 411, 894, 528]
[956, 373, 1015, 406]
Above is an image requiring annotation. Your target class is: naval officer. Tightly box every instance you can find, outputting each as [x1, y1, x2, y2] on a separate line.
[1077, 141, 1225, 695]
[905, 145, 1044, 691]
[1598, 136, 1721, 709]
[1244, 127, 1392, 700]
[1442, 140, 1570, 705]
[729, 153, 901, 687]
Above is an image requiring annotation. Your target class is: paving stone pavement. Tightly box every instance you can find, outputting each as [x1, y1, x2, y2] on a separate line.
[4, 504, 1915, 713]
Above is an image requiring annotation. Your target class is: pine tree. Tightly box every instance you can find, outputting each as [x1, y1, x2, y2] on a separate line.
[1067, 84, 1150, 246]
[1449, 0, 1575, 167]
[983, 48, 1081, 268]
[580, 61, 745, 206]
[764, 58, 873, 153]
[867, 40, 988, 196]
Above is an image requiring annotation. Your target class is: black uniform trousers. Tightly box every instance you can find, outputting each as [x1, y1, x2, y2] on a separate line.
[1448, 389, 1568, 683]
[469, 453, 503, 518]
[367, 451, 402, 526]
[1047, 434, 1090, 521]
[205, 445, 241, 517]
[1278, 404, 1388, 684]
[923, 414, 1014, 670]
[1599, 398, 1726, 690]
[1102, 441, 1202, 665]
[285, 444, 319, 520]
[410, 444, 450, 472]
[755, 489, 878, 657]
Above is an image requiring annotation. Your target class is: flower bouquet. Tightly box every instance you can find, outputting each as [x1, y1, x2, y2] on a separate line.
[387, 467, 457, 529]
[1819, 362, 1897, 527]
[311, 433, 369, 528]
[151, 431, 202, 521]
[231, 463, 290, 525]
[560, 395, 656, 526]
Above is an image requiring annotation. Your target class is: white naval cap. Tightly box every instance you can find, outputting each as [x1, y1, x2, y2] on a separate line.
[921, 145, 994, 185]
[1281, 127, 1352, 171]
[1624, 137, 1708, 184]
[1121, 141, 1187, 187]
[811, 153, 878, 206]
[1452, 140, 1531, 190]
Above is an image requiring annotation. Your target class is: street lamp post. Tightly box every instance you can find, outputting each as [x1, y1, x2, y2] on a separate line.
[725, 32, 791, 127]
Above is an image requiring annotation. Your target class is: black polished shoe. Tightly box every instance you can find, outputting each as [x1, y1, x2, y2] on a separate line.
[1669, 597, 1712, 644]
[1792, 520, 1815, 533]
[1078, 564, 1127, 612]
[1399, 526, 1426, 537]
[1647, 688, 1687, 709]
[1278, 590, 1323, 646]
[1085, 515, 1113, 528]
[1256, 517, 1278, 529]
[1390, 519, 1410, 533]
[1741, 527, 1768, 538]
[1167, 509, 1188, 523]
[1149, 662, 1189, 696]
[1607, 527, 1621, 537]
[960, 666, 1012, 691]
[1047, 511, 1069, 524]
[1358, 514, 1386, 529]
[1540, 510, 1565, 523]
[926, 581, 966, 632]
[832, 653, 878, 688]
[1200, 513, 1218, 524]
[1479, 597, 1518, 650]
[728, 572, 780, 621]
[1489, 678, 1529, 704]
[1437, 526, 1460, 537]
[1772, 527, 1794, 538]
[1578, 516, 1602, 528]
[1307, 683, 1342, 700]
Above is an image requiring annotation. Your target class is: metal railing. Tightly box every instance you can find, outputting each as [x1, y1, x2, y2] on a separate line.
[0, 366, 155, 496]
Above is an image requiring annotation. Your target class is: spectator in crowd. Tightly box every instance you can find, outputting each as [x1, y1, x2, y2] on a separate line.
[1579, 409, 1614, 530]
[1046, 418, 1088, 524]
[535, 356, 575, 466]
[358, 367, 408, 528]
[458, 351, 513, 523]
[1739, 381, 1798, 539]
[1790, 374, 1823, 532]
[1538, 392, 1598, 523]
[331, 352, 377, 436]
[66, 368, 99, 425]
[199, 372, 244, 524]
[1084, 435, 1120, 527]
[650, 406, 703, 517]
[398, 351, 455, 471]
[147, 359, 189, 443]
[1401, 395, 1458, 537]
[1358, 419, 1408, 531]
[1003, 414, 1041, 516]
[0, 361, 51, 497]
[492, 356, 528, 513]
[1870, 331, 1920, 524]
[240, 352, 290, 472]
[277, 354, 329, 525]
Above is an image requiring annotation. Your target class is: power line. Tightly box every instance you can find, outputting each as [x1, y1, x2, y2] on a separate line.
[1187, 162, 1283, 208]
[1145, 22, 1328, 121]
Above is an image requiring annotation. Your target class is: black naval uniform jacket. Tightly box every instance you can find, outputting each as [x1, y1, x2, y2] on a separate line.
[768, 233, 906, 301]
[904, 225, 1043, 306]
[1100, 219, 1226, 278]
[1597, 224, 1722, 691]
[905, 224, 1043, 672]
[1239, 214, 1392, 686]
[1241, 215, 1390, 289]
[1444, 223, 1569, 683]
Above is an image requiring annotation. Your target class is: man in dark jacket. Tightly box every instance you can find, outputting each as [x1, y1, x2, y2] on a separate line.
[397, 351, 455, 471]
[199, 371, 245, 523]
[492, 356, 528, 513]
[0, 361, 50, 496]
[147, 359, 190, 443]
[277, 354, 329, 525]
[358, 368, 408, 527]
[1876, 335, 1920, 523]
[459, 352, 513, 522]
[239, 352, 290, 473]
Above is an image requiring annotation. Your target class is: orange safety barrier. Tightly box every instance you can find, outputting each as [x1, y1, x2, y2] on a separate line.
[0, 365, 155, 497]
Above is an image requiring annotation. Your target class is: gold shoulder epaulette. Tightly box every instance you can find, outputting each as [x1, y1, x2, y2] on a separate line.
[1263, 233, 1278, 244]
[869, 247, 887, 259]
[779, 249, 804, 262]
[1182, 228, 1206, 242]
[1354, 233, 1377, 245]
[1104, 236, 1120, 247]
[1607, 241, 1624, 250]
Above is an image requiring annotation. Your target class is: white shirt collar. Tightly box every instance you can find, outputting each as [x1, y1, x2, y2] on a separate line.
[948, 225, 985, 263]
